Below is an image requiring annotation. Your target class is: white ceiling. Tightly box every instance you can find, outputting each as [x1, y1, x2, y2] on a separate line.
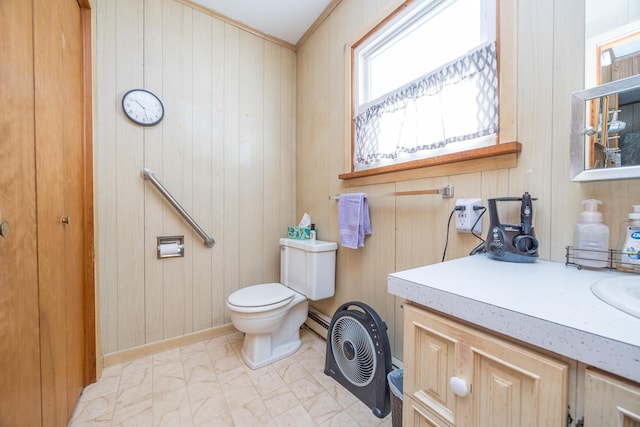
[191, 0, 333, 45]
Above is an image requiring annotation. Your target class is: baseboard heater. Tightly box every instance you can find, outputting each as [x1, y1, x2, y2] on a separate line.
[305, 306, 331, 339]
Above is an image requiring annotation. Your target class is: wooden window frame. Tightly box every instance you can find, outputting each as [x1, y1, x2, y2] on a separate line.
[340, 0, 521, 183]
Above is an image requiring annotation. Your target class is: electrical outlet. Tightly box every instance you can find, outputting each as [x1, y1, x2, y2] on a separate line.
[455, 198, 483, 234]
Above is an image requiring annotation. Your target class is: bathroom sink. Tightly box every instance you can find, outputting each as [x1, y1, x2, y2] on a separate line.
[591, 276, 640, 319]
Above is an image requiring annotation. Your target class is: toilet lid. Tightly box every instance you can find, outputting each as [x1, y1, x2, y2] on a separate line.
[228, 283, 294, 308]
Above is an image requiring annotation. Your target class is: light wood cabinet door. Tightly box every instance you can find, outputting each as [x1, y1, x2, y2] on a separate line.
[584, 369, 640, 427]
[404, 395, 454, 427]
[404, 305, 458, 425]
[404, 304, 568, 426]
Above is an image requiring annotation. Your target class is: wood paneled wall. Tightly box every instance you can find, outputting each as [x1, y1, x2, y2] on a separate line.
[95, 0, 640, 362]
[96, 0, 296, 354]
[296, 0, 640, 360]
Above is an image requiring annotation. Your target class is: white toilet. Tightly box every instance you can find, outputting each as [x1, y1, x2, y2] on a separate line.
[227, 237, 337, 369]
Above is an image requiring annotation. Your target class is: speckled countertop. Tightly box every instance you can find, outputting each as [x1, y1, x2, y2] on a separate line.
[388, 254, 640, 383]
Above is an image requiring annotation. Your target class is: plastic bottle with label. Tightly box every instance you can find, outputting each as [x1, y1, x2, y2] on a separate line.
[616, 205, 640, 272]
[573, 199, 609, 268]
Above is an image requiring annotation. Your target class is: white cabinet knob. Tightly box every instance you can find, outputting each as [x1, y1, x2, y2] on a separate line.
[450, 376, 469, 397]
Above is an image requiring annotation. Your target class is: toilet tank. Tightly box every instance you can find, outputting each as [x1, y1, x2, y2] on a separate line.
[279, 237, 337, 300]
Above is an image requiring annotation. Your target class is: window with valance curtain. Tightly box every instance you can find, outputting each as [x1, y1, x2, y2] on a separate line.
[351, 0, 498, 172]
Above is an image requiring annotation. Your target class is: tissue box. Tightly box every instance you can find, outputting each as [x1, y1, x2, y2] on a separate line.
[288, 226, 311, 240]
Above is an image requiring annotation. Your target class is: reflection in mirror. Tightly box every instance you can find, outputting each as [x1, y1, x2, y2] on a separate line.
[585, 83, 640, 169]
[597, 31, 640, 85]
[571, 75, 640, 181]
[585, 1, 640, 89]
[575, 2, 640, 181]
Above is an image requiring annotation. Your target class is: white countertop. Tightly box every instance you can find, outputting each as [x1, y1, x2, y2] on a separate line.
[388, 254, 640, 382]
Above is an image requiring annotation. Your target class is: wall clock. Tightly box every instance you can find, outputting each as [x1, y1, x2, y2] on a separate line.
[121, 89, 164, 126]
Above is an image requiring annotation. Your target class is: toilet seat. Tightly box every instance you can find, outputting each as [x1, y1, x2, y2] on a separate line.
[227, 283, 295, 313]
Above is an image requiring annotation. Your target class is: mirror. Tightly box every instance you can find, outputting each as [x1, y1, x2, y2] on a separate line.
[571, 74, 640, 181]
[570, 3, 640, 181]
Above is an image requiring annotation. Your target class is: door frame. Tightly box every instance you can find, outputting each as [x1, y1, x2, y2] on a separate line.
[79, 0, 97, 385]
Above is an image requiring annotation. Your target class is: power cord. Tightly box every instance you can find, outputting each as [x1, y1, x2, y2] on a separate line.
[441, 206, 464, 262]
[469, 205, 487, 256]
[442, 205, 487, 262]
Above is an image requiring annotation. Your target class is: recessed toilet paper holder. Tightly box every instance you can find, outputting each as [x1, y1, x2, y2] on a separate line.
[157, 235, 184, 259]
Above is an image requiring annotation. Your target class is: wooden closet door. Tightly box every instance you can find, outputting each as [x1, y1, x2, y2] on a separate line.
[34, 0, 86, 424]
[0, 1, 43, 426]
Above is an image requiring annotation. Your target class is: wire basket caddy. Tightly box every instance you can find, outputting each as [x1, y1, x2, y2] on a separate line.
[565, 246, 640, 273]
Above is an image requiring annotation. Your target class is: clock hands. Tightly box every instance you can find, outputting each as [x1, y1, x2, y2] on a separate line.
[134, 99, 150, 121]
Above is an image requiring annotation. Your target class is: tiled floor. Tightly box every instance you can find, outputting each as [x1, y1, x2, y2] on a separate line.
[69, 327, 393, 426]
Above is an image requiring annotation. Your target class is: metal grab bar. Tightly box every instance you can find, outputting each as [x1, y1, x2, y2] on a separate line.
[141, 168, 215, 248]
[329, 185, 454, 200]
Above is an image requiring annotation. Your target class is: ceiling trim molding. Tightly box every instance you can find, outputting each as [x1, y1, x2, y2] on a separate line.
[296, 0, 343, 48]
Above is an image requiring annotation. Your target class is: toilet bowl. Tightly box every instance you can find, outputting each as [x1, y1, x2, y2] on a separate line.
[226, 238, 337, 369]
[227, 283, 308, 369]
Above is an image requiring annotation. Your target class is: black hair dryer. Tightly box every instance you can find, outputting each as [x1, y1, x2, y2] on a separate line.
[485, 192, 539, 263]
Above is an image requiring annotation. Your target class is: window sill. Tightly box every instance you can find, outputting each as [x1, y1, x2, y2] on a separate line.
[338, 141, 521, 185]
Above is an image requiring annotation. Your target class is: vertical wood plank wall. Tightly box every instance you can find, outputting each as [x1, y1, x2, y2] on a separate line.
[96, 0, 296, 354]
[95, 0, 640, 361]
[296, 0, 640, 360]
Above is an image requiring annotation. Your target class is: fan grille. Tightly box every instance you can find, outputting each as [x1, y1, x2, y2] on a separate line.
[330, 315, 376, 386]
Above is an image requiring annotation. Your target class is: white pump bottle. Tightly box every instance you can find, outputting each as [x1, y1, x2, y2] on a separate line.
[573, 199, 609, 268]
[616, 205, 640, 272]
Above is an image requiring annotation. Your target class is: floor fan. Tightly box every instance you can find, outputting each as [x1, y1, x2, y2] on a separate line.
[324, 301, 392, 418]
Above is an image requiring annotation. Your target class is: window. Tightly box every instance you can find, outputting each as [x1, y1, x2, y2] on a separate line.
[346, 0, 510, 177]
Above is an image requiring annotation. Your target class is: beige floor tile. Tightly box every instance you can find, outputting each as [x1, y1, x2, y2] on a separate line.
[251, 369, 287, 396]
[111, 398, 153, 427]
[191, 393, 233, 426]
[153, 404, 193, 427]
[101, 363, 124, 379]
[119, 357, 152, 391]
[152, 386, 190, 421]
[217, 365, 253, 389]
[262, 386, 298, 418]
[222, 384, 262, 411]
[214, 354, 245, 376]
[153, 361, 186, 395]
[318, 410, 358, 427]
[70, 327, 393, 427]
[345, 399, 391, 427]
[272, 403, 315, 427]
[80, 375, 120, 401]
[288, 375, 325, 402]
[115, 382, 152, 412]
[302, 391, 343, 424]
[69, 392, 117, 425]
[184, 362, 217, 385]
[230, 397, 275, 426]
[274, 359, 309, 384]
[205, 337, 237, 361]
[182, 349, 212, 372]
[186, 375, 222, 404]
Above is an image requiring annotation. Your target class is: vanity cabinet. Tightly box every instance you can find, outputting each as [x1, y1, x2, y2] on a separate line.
[584, 369, 640, 426]
[403, 303, 569, 427]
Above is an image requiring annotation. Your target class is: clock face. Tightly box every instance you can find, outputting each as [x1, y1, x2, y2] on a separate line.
[122, 89, 164, 126]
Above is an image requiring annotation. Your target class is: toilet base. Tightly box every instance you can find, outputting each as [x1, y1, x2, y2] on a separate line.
[238, 297, 308, 369]
[240, 334, 302, 370]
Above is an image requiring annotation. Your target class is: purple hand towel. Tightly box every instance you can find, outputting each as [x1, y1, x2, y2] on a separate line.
[338, 193, 372, 249]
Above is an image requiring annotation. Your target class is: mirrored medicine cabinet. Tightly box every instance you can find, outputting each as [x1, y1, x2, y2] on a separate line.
[570, 2, 640, 181]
